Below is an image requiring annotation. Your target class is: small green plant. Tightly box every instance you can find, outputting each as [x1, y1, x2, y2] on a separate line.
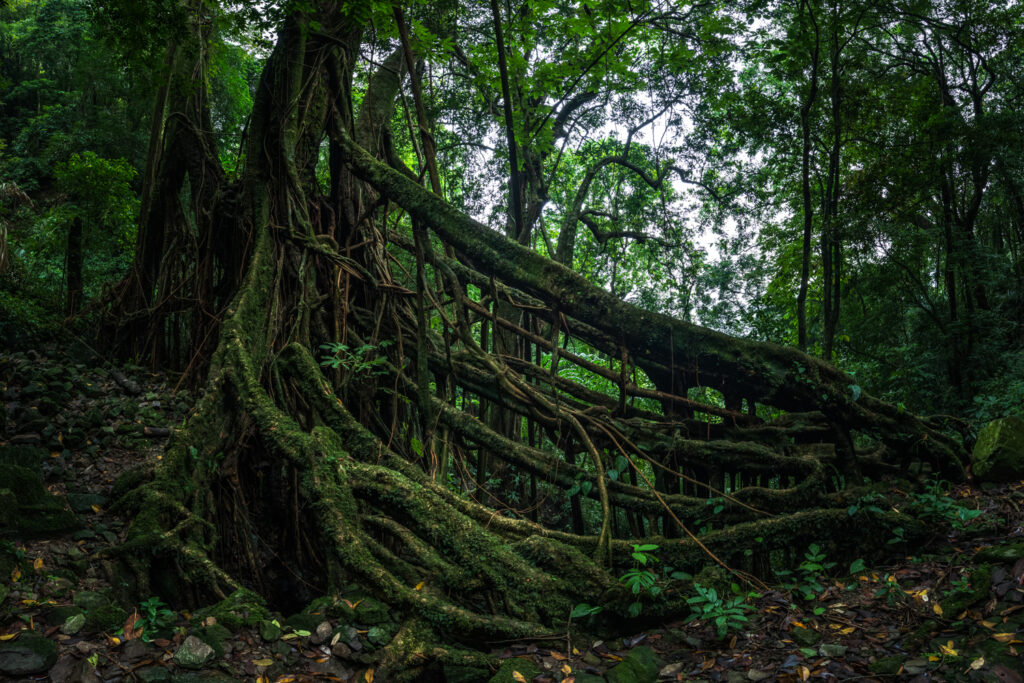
[905, 479, 983, 531]
[685, 583, 753, 639]
[570, 602, 603, 619]
[619, 543, 660, 617]
[873, 574, 906, 605]
[137, 596, 175, 640]
[319, 340, 393, 376]
[778, 543, 836, 600]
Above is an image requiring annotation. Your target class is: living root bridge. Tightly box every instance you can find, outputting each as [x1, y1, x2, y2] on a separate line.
[109, 13, 965, 676]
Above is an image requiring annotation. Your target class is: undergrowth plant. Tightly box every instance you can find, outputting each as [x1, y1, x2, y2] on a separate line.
[620, 543, 661, 617]
[685, 583, 754, 639]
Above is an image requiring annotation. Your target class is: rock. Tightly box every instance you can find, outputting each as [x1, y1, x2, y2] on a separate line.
[310, 620, 333, 645]
[791, 626, 821, 647]
[136, 666, 173, 682]
[605, 645, 662, 683]
[0, 632, 59, 675]
[83, 603, 127, 634]
[48, 653, 101, 683]
[747, 669, 774, 681]
[977, 541, 1024, 563]
[66, 492, 107, 514]
[330, 641, 352, 658]
[122, 638, 153, 663]
[198, 622, 233, 657]
[354, 597, 390, 625]
[259, 619, 282, 642]
[61, 612, 87, 635]
[820, 643, 847, 658]
[173, 635, 216, 670]
[488, 658, 541, 683]
[283, 612, 322, 633]
[973, 416, 1024, 482]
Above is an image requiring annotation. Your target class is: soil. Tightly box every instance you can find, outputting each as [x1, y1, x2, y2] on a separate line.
[2, 348, 1023, 682]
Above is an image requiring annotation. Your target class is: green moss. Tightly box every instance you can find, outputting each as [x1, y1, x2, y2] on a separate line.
[0, 464, 47, 504]
[192, 588, 269, 632]
[869, 655, 904, 675]
[83, 603, 128, 634]
[975, 541, 1024, 563]
[488, 658, 540, 683]
[605, 646, 662, 683]
[939, 565, 992, 618]
[972, 416, 1024, 482]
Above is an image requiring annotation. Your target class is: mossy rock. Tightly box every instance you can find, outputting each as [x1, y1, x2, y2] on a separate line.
[869, 655, 904, 675]
[488, 658, 541, 683]
[192, 588, 269, 632]
[939, 565, 992, 617]
[0, 631, 58, 675]
[972, 416, 1024, 483]
[44, 604, 84, 626]
[12, 502, 80, 537]
[354, 597, 390, 625]
[197, 623, 233, 658]
[791, 626, 821, 647]
[605, 645, 662, 683]
[0, 464, 47, 504]
[283, 612, 323, 633]
[73, 590, 113, 611]
[976, 541, 1024, 563]
[83, 603, 128, 634]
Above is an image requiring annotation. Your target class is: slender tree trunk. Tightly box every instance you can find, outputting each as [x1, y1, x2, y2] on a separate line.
[797, 0, 820, 352]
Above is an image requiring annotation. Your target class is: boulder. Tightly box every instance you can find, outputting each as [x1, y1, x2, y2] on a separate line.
[973, 416, 1024, 483]
[605, 645, 662, 683]
[173, 635, 216, 670]
[0, 632, 58, 676]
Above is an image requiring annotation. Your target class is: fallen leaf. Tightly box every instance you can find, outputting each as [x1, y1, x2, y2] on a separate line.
[933, 603, 943, 616]
[0, 633, 19, 641]
[561, 663, 572, 675]
[969, 657, 985, 670]
[549, 651, 567, 661]
[364, 667, 374, 682]
[123, 610, 143, 640]
[512, 672, 527, 683]
[414, 581, 425, 591]
[253, 658, 274, 666]
[798, 665, 810, 681]
[993, 633, 1015, 642]
[33, 557, 43, 572]
[90, 504, 102, 513]
[939, 641, 957, 656]
[11, 567, 21, 582]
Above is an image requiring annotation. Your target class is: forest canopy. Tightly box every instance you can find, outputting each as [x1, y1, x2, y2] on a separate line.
[1, 0, 1023, 678]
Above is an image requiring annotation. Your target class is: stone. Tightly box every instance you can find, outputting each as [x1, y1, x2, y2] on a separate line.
[330, 641, 352, 658]
[66, 492, 107, 514]
[353, 597, 390, 625]
[48, 653, 101, 683]
[972, 416, 1024, 482]
[791, 626, 821, 647]
[83, 603, 127, 634]
[61, 612, 86, 635]
[0, 632, 59, 675]
[192, 588, 268, 632]
[283, 612, 322, 633]
[173, 635, 216, 670]
[122, 638, 153, 663]
[605, 645, 662, 683]
[136, 666, 173, 682]
[488, 658, 541, 683]
[976, 541, 1024, 563]
[258, 619, 282, 642]
[310, 620, 333, 645]
[820, 643, 847, 658]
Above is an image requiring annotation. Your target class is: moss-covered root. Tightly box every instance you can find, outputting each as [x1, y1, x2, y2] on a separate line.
[374, 618, 499, 682]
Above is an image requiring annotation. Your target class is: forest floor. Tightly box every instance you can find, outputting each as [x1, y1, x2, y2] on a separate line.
[1, 348, 1024, 683]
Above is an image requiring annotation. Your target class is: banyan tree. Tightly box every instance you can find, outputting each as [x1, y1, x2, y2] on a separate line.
[101, 0, 966, 675]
